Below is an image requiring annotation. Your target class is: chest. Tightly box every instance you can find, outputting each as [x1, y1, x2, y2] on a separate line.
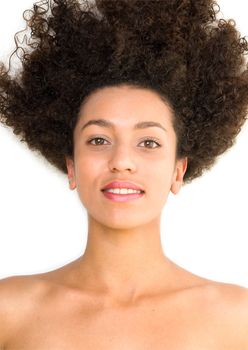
[6, 298, 226, 350]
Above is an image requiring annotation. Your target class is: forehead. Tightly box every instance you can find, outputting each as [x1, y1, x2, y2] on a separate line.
[77, 85, 174, 129]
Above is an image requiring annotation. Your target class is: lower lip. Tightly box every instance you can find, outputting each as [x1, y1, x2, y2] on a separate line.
[102, 190, 145, 202]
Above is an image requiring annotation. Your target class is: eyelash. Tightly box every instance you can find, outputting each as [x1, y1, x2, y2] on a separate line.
[86, 136, 162, 149]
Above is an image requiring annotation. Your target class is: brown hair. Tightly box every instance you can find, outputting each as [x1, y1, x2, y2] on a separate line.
[0, 0, 248, 184]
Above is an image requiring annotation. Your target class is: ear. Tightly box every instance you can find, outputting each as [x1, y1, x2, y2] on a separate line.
[65, 156, 76, 190]
[170, 157, 188, 195]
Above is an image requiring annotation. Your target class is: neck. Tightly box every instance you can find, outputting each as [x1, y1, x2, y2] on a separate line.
[75, 215, 176, 306]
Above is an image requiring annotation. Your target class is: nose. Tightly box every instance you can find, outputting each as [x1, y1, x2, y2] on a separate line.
[108, 144, 137, 173]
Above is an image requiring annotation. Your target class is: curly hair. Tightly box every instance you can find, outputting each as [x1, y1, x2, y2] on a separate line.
[0, 0, 248, 185]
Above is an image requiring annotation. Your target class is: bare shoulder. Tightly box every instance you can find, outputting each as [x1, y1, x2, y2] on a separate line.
[204, 280, 248, 314]
[0, 274, 51, 348]
[218, 281, 248, 323]
[0, 273, 50, 307]
[199, 280, 248, 348]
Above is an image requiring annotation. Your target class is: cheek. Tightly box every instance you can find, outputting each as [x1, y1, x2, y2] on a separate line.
[146, 158, 174, 195]
[145, 153, 173, 176]
[75, 154, 103, 178]
[74, 156, 104, 201]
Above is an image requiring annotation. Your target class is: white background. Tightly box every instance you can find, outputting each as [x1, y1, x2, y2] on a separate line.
[0, 0, 247, 287]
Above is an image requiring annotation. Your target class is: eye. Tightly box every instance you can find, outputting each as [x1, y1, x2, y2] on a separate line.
[87, 137, 109, 146]
[139, 138, 161, 149]
[86, 137, 161, 149]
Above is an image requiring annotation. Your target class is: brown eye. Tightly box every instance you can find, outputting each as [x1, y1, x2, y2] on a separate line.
[139, 138, 161, 149]
[87, 137, 108, 145]
[86, 137, 161, 148]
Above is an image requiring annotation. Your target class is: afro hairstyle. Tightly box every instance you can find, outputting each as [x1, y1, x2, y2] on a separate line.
[0, 0, 248, 185]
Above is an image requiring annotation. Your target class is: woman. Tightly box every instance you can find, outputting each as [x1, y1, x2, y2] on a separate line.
[0, 0, 248, 348]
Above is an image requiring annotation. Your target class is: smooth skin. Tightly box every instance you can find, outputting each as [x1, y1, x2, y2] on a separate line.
[0, 85, 248, 349]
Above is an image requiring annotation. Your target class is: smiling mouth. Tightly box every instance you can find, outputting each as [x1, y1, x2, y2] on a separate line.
[101, 189, 145, 193]
[101, 189, 145, 202]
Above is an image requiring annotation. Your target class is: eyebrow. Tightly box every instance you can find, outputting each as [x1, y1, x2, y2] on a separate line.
[81, 118, 167, 133]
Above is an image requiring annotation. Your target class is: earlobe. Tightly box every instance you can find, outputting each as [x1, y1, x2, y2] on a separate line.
[170, 157, 188, 195]
[65, 156, 76, 190]
[170, 181, 181, 195]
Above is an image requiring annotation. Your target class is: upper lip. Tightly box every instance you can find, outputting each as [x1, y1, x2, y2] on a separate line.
[101, 180, 145, 192]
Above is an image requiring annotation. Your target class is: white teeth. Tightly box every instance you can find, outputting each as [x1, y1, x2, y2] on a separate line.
[104, 188, 142, 194]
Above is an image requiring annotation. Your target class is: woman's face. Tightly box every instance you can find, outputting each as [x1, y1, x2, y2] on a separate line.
[66, 85, 187, 229]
